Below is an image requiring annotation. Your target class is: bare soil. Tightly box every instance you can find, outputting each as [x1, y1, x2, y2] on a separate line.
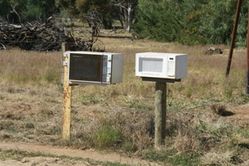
[0, 142, 160, 166]
[0, 157, 90, 166]
[227, 104, 249, 125]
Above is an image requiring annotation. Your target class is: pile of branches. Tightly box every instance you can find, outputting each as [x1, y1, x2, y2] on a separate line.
[0, 17, 93, 51]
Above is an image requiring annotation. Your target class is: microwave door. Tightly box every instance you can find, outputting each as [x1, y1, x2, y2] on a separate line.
[69, 54, 102, 82]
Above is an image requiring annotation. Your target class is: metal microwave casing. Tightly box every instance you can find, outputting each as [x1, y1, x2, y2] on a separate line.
[135, 52, 187, 80]
[64, 51, 123, 85]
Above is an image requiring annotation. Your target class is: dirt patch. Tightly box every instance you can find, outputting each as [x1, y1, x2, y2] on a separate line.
[226, 104, 249, 125]
[0, 157, 91, 166]
[0, 142, 161, 166]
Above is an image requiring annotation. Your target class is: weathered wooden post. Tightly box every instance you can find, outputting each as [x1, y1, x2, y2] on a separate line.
[62, 43, 72, 141]
[246, 6, 249, 94]
[226, 0, 243, 77]
[154, 82, 167, 149]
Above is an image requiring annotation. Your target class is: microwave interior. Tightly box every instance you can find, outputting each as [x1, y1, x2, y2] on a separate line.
[69, 53, 103, 82]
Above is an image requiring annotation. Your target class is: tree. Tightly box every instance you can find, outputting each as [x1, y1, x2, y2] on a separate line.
[134, 0, 182, 42]
[0, 0, 25, 23]
[197, 0, 236, 44]
[0, 0, 11, 19]
[75, 0, 114, 28]
[0, 0, 58, 23]
[111, 0, 138, 31]
[177, 0, 209, 44]
[56, 0, 78, 16]
[24, 0, 58, 21]
[57, 0, 138, 31]
[134, 0, 248, 45]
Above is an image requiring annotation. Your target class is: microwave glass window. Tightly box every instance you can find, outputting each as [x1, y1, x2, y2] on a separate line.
[139, 58, 163, 72]
[69, 54, 102, 81]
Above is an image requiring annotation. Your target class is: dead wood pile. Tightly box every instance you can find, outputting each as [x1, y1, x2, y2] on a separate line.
[0, 18, 93, 51]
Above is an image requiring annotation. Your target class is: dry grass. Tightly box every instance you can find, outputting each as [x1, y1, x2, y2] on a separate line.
[0, 38, 249, 165]
[0, 39, 246, 104]
[201, 151, 235, 166]
[0, 49, 61, 85]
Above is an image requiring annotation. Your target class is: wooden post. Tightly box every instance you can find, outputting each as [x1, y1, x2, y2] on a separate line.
[154, 82, 167, 150]
[62, 43, 72, 141]
[226, 0, 243, 77]
[246, 6, 249, 94]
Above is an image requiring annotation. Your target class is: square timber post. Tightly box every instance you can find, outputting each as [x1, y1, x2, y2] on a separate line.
[154, 82, 167, 150]
[62, 43, 72, 141]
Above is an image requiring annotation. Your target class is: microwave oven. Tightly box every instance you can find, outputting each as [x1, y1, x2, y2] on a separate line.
[135, 52, 187, 80]
[64, 51, 123, 85]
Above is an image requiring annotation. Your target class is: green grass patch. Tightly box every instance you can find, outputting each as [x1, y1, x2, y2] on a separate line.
[94, 125, 123, 149]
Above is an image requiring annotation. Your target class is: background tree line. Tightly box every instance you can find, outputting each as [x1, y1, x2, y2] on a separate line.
[0, 0, 57, 23]
[0, 0, 248, 45]
[135, 0, 248, 45]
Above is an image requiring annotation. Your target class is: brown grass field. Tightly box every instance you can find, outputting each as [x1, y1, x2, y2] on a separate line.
[0, 38, 249, 165]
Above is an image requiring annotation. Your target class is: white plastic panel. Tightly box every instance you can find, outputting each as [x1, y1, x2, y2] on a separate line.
[167, 56, 175, 77]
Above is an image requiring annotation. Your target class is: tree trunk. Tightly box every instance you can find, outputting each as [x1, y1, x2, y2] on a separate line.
[126, 4, 131, 32]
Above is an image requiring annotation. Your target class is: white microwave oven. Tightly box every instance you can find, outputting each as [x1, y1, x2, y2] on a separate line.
[135, 52, 187, 80]
[64, 51, 123, 85]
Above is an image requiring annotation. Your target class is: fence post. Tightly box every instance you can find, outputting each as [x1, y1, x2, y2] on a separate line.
[154, 82, 167, 150]
[246, 6, 249, 94]
[62, 43, 72, 141]
[226, 0, 243, 77]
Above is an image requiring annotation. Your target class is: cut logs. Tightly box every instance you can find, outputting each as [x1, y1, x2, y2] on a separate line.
[0, 18, 93, 51]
